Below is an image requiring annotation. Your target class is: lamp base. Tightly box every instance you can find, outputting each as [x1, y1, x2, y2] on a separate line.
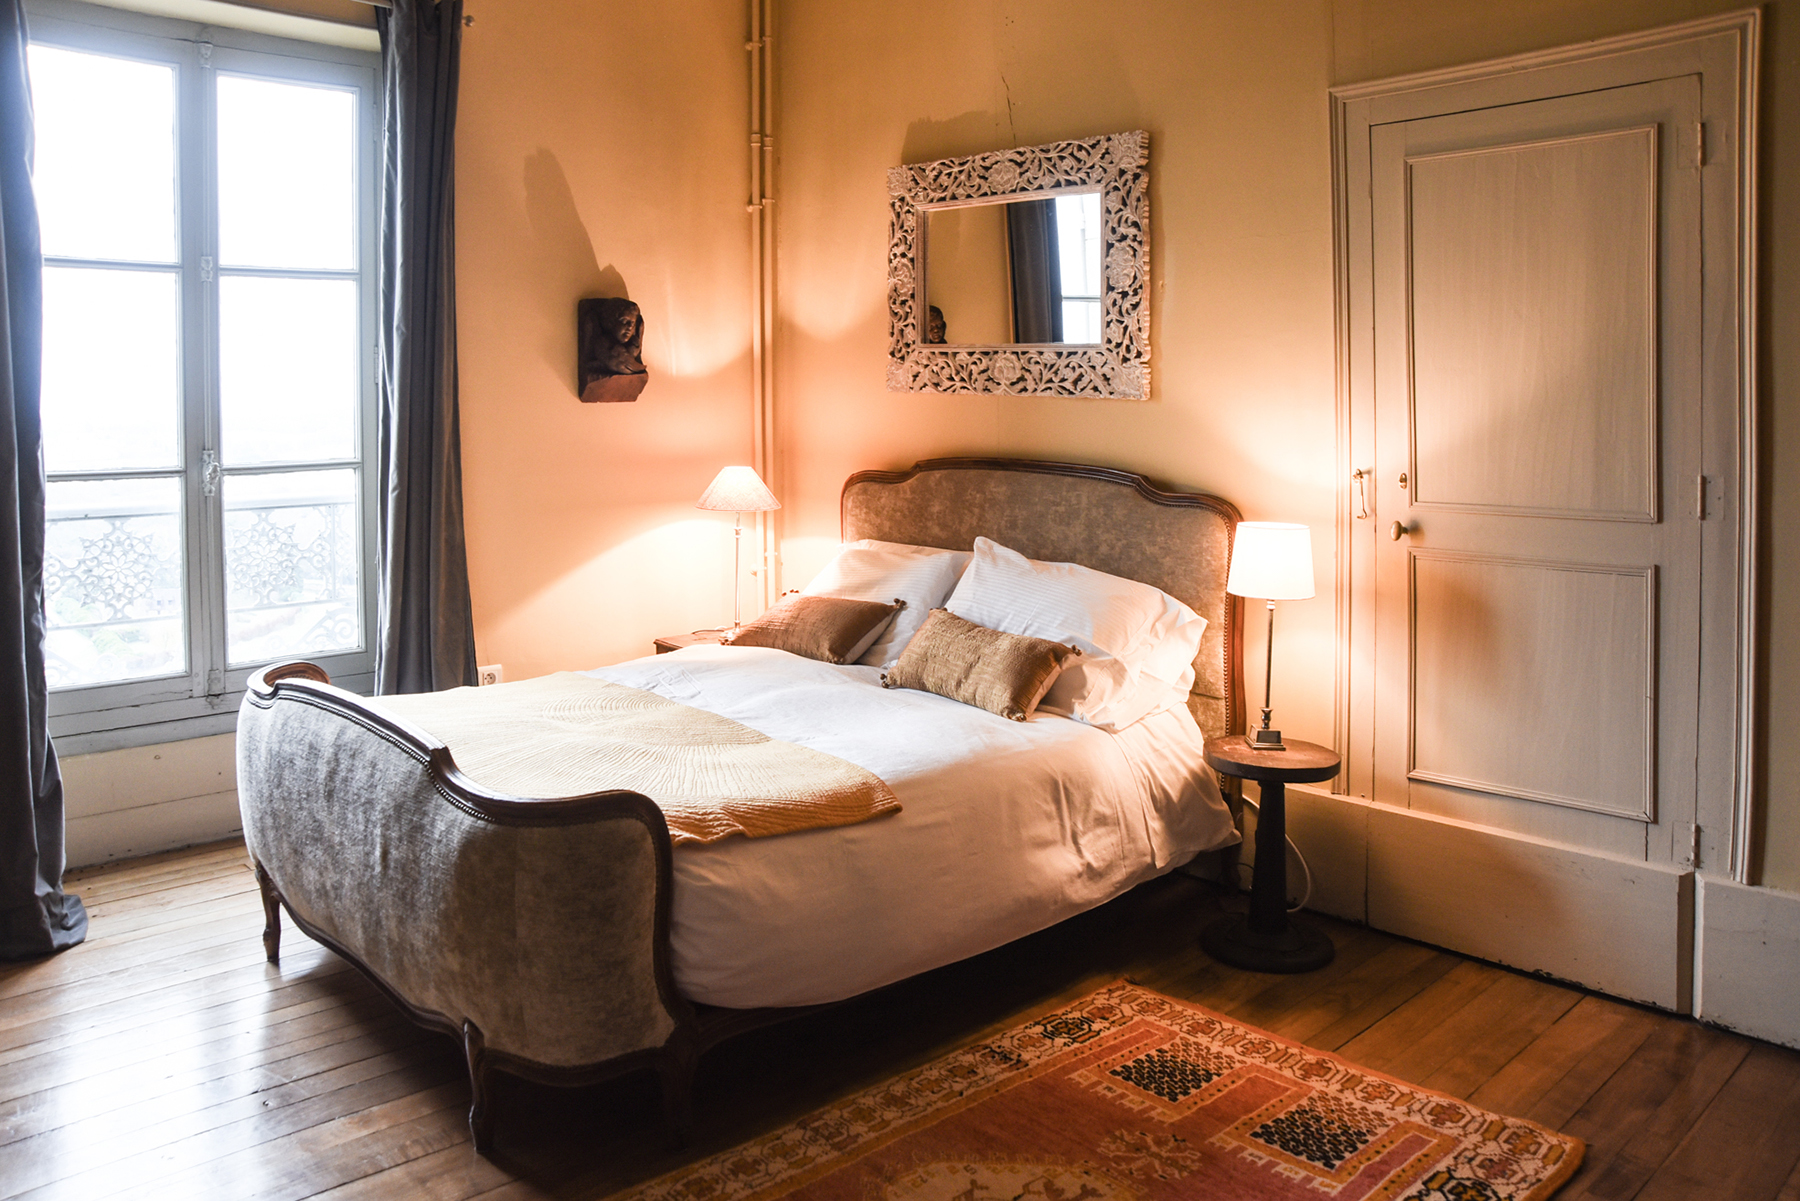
[1201, 914, 1334, 973]
[1246, 726, 1287, 752]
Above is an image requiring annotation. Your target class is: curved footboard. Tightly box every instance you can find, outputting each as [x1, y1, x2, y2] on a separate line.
[236, 662, 698, 1152]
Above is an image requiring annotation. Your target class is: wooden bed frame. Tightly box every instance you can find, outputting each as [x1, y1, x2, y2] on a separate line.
[238, 458, 1243, 1155]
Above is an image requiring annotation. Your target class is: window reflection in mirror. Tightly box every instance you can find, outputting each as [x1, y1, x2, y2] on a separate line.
[923, 190, 1102, 346]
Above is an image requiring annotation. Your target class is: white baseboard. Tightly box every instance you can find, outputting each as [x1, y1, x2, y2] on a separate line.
[1280, 786, 1693, 1012]
[59, 733, 243, 868]
[65, 789, 243, 868]
[1696, 876, 1800, 1049]
[1280, 785, 1371, 923]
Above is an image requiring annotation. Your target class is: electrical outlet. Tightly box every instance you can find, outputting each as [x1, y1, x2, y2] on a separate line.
[477, 664, 503, 687]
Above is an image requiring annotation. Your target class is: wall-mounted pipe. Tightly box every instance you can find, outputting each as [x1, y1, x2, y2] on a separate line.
[747, 0, 778, 610]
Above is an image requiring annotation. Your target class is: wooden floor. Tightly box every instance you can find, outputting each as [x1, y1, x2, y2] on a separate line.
[4, 844, 1800, 1201]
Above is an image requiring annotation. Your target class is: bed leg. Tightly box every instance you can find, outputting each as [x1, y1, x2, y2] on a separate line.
[254, 861, 281, 963]
[657, 1031, 699, 1149]
[463, 1019, 496, 1154]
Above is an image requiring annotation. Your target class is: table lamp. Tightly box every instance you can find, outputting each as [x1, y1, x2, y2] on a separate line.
[1225, 521, 1315, 751]
[696, 466, 781, 635]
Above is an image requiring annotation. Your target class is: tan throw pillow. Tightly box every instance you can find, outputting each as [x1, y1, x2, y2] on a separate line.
[727, 595, 905, 664]
[882, 608, 1081, 722]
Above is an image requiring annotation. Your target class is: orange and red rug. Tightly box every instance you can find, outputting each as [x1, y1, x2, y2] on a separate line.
[628, 981, 1584, 1201]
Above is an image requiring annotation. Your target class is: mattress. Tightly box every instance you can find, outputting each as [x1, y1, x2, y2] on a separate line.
[591, 643, 1238, 1008]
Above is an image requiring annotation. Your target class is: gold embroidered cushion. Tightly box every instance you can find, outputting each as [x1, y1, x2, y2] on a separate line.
[727, 595, 905, 664]
[881, 608, 1081, 722]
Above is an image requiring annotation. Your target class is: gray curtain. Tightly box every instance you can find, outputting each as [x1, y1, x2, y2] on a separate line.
[0, 0, 85, 960]
[1006, 198, 1063, 344]
[374, 0, 476, 695]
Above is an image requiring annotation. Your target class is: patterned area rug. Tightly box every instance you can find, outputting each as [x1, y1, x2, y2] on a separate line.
[624, 981, 1584, 1201]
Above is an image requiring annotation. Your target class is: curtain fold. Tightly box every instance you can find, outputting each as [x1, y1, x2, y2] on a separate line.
[374, 0, 476, 695]
[1006, 198, 1063, 345]
[0, 0, 85, 960]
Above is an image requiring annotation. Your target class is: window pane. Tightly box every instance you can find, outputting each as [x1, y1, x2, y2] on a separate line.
[41, 267, 182, 473]
[224, 469, 361, 665]
[45, 477, 186, 688]
[217, 74, 355, 270]
[1061, 299, 1102, 344]
[28, 45, 176, 263]
[1054, 191, 1102, 297]
[219, 276, 358, 465]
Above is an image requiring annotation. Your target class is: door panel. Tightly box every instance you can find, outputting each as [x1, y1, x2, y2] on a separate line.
[1407, 127, 1659, 520]
[1410, 551, 1654, 821]
[1371, 76, 1702, 858]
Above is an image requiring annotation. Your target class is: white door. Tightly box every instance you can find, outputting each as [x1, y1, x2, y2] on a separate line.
[1369, 76, 1704, 863]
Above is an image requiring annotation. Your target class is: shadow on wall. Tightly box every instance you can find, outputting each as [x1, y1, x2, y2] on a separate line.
[522, 146, 630, 391]
[901, 110, 1016, 165]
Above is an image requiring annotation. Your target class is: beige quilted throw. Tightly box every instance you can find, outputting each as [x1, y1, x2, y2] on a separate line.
[369, 673, 900, 845]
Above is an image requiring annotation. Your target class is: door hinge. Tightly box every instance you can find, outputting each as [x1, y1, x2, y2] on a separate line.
[206, 667, 224, 698]
[202, 450, 222, 498]
[1688, 823, 1701, 868]
[1696, 474, 1708, 520]
[197, 38, 213, 69]
[200, 256, 214, 283]
[1695, 121, 1705, 170]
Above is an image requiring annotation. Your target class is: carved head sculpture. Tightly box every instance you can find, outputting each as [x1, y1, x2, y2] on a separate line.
[578, 297, 649, 403]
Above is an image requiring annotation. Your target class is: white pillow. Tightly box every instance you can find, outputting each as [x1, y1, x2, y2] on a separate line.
[801, 539, 972, 667]
[945, 537, 1207, 730]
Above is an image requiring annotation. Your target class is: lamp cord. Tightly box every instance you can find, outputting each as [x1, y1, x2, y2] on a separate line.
[1235, 795, 1314, 913]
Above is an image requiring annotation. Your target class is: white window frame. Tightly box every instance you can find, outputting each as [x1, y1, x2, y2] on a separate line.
[29, 0, 381, 754]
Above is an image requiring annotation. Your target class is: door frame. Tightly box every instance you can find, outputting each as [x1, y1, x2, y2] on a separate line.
[1330, 9, 1761, 881]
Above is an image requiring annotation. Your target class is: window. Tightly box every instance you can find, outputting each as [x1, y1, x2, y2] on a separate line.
[29, 3, 379, 752]
[1054, 191, 1103, 344]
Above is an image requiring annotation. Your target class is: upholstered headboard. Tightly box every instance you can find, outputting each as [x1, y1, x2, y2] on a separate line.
[841, 458, 1244, 738]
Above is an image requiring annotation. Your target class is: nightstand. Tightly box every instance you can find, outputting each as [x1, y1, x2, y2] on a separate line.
[1201, 735, 1341, 973]
[653, 630, 727, 654]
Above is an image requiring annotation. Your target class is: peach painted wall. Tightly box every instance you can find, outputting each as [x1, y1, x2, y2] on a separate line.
[439, 0, 1796, 886]
[774, 0, 1345, 772]
[771, 0, 1800, 886]
[454, 0, 758, 680]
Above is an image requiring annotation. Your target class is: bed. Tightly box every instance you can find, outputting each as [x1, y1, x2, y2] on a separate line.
[236, 457, 1246, 1153]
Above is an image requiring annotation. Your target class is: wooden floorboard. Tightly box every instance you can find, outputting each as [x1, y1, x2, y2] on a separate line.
[3, 841, 1797, 1200]
[1561, 1021, 1754, 1200]
[0, 953, 355, 1080]
[1468, 994, 1649, 1117]
[1631, 1043, 1800, 1201]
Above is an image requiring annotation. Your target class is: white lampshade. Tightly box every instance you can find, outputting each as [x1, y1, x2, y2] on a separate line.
[696, 466, 780, 513]
[1226, 522, 1315, 601]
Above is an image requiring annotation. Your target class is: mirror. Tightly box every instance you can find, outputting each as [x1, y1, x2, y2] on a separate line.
[887, 131, 1150, 399]
[923, 191, 1103, 346]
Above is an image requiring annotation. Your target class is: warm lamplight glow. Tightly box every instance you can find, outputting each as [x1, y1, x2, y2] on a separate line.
[1226, 522, 1315, 601]
[696, 465, 780, 513]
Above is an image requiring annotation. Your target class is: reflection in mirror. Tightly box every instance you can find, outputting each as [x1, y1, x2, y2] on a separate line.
[924, 191, 1102, 346]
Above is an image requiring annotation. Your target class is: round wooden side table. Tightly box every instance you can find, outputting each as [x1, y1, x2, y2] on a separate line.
[1202, 736, 1341, 973]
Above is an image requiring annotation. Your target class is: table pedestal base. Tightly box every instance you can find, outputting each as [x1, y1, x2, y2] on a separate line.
[1200, 913, 1335, 974]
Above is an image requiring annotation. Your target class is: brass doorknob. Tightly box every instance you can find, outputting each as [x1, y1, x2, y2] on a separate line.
[1389, 521, 1411, 541]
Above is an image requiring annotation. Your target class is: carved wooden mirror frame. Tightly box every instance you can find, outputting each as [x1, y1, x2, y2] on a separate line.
[886, 131, 1151, 399]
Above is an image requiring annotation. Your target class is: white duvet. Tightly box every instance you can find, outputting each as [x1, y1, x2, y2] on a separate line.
[592, 644, 1238, 1008]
